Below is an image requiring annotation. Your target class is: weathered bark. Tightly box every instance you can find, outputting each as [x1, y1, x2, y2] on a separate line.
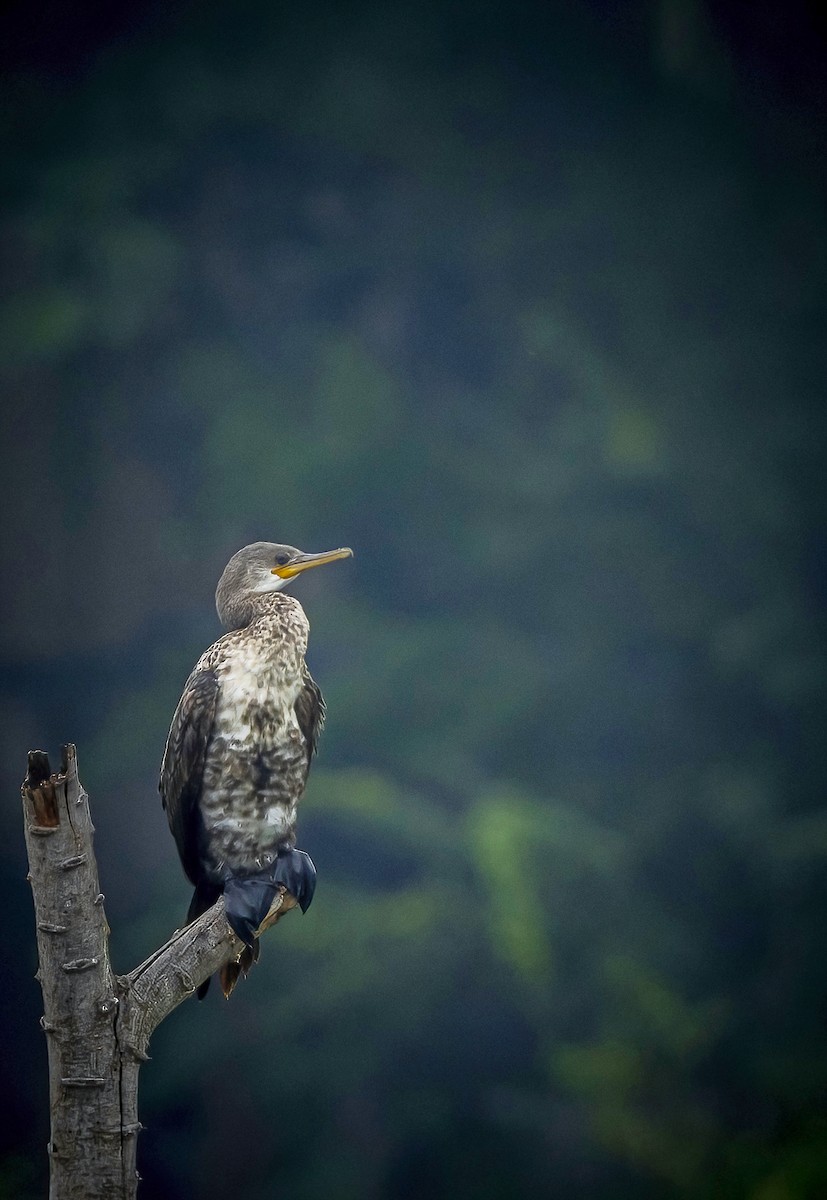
[22, 744, 289, 1199]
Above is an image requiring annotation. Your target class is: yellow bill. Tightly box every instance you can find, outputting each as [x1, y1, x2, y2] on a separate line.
[272, 547, 353, 579]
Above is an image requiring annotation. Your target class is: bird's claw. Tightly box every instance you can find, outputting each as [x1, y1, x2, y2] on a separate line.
[271, 846, 317, 914]
[222, 849, 316, 946]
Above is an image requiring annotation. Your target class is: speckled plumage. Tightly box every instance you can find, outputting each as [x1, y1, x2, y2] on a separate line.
[158, 538, 352, 996]
[161, 591, 323, 885]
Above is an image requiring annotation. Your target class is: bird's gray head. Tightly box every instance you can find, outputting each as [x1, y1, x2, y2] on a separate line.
[215, 541, 353, 630]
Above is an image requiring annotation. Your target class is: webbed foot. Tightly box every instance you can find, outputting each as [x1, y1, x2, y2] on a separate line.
[223, 874, 278, 946]
[223, 848, 317, 946]
[271, 846, 317, 914]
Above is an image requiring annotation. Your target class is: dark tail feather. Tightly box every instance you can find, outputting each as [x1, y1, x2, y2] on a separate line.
[187, 880, 221, 925]
[187, 882, 221, 1000]
[219, 939, 258, 999]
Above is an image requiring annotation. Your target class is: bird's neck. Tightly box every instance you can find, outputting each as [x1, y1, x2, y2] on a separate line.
[220, 590, 298, 632]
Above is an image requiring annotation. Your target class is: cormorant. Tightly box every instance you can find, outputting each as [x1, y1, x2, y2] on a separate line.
[160, 541, 352, 996]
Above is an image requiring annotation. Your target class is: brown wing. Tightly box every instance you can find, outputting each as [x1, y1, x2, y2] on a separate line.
[159, 667, 220, 886]
[294, 668, 325, 767]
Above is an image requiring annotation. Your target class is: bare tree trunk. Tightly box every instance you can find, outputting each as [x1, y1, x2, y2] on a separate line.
[22, 744, 290, 1199]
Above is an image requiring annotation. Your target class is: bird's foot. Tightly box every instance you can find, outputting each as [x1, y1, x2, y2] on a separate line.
[256, 887, 296, 934]
[222, 849, 316, 946]
[271, 846, 316, 915]
[223, 874, 278, 946]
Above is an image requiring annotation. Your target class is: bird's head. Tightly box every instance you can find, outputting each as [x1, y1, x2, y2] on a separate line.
[216, 541, 353, 629]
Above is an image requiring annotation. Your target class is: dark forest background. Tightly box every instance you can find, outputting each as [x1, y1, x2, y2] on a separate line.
[1, 1, 826, 1197]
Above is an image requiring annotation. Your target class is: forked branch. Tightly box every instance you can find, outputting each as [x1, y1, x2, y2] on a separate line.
[21, 744, 288, 1199]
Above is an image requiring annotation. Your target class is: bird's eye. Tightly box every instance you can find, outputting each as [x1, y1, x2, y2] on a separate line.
[275, 553, 290, 566]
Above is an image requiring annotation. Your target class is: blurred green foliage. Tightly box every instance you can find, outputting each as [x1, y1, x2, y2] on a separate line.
[1, 1, 826, 1197]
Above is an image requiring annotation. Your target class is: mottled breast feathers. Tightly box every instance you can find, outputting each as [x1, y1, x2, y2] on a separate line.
[159, 618, 325, 890]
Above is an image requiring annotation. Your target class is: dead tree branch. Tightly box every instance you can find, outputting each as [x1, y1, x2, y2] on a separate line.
[22, 744, 288, 1199]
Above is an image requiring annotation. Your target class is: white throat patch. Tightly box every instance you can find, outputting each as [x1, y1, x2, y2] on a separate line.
[251, 571, 290, 594]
